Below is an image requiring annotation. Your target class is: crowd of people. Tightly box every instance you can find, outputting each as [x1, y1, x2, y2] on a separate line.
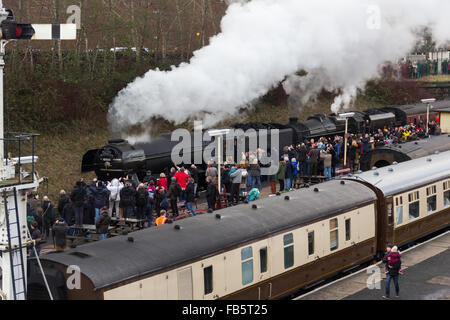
[25, 164, 220, 253]
[25, 117, 441, 254]
[382, 58, 450, 79]
[265, 119, 441, 193]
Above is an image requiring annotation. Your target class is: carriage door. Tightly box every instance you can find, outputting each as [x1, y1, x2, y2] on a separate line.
[177, 267, 193, 300]
[257, 244, 273, 300]
[385, 198, 394, 245]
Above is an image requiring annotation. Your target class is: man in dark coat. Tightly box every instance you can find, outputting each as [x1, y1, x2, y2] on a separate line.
[125, 174, 138, 189]
[185, 178, 197, 216]
[62, 200, 75, 226]
[361, 134, 371, 154]
[168, 177, 181, 217]
[57, 190, 70, 217]
[221, 165, 232, 195]
[95, 208, 111, 240]
[206, 176, 218, 212]
[52, 219, 70, 251]
[89, 180, 110, 222]
[143, 170, 156, 184]
[297, 143, 308, 176]
[83, 195, 96, 225]
[190, 164, 199, 196]
[27, 202, 40, 231]
[41, 196, 55, 240]
[309, 145, 321, 176]
[156, 187, 169, 216]
[70, 181, 87, 226]
[135, 184, 149, 227]
[276, 159, 286, 191]
[29, 221, 42, 258]
[284, 157, 293, 191]
[120, 182, 136, 219]
[287, 145, 296, 163]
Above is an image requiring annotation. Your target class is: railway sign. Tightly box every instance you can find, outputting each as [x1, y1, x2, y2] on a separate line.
[0, 21, 76, 40]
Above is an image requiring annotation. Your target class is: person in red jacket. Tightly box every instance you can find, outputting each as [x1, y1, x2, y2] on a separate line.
[174, 167, 189, 201]
[157, 173, 168, 190]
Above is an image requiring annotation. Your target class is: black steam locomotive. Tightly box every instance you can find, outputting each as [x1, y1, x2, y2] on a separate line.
[82, 101, 445, 181]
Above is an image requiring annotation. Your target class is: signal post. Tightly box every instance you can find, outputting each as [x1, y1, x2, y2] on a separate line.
[0, 1, 76, 300]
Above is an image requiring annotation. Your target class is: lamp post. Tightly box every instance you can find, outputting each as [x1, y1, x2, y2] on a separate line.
[208, 129, 230, 193]
[338, 112, 355, 170]
[421, 98, 436, 137]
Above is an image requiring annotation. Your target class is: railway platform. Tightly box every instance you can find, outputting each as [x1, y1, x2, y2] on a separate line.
[295, 231, 450, 300]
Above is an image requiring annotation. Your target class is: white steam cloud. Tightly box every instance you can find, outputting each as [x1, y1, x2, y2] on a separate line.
[109, 0, 450, 135]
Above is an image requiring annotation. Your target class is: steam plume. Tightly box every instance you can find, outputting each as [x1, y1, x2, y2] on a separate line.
[109, 0, 450, 137]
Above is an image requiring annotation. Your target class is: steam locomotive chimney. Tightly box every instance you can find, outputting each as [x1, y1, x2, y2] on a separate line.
[289, 117, 298, 125]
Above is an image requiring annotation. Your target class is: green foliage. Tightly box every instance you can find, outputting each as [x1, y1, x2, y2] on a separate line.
[4, 49, 186, 134]
[363, 79, 433, 106]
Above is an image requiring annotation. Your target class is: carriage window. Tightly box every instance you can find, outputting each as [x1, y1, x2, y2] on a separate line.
[427, 196, 437, 213]
[426, 185, 437, 196]
[308, 231, 314, 256]
[387, 203, 393, 225]
[444, 182, 450, 207]
[409, 201, 420, 220]
[345, 219, 351, 241]
[445, 191, 450, 207]
[283, 233, 294, 269]
[408, 191, 420, 220]
[396, 206, 403, 225]
[241, 247, 253, 285]
[426, 185, 437, 213]
[444, 181, 450, 191]
[330, 218, 339, 251]
[260, 248, 267, 274]
[204, 266, 213, 295]
[408, 191, 419, 202]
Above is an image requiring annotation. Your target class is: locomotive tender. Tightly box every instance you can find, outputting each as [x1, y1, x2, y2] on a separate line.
[28, 150, 450, 300]
[359, 134, 450, 171]
[81, 101, 448, 180]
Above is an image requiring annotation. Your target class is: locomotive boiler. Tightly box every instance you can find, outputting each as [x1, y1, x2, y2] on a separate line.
[82, 101, 449, 180]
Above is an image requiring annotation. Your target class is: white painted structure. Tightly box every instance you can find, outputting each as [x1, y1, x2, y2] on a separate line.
[0, 1, 75, 300]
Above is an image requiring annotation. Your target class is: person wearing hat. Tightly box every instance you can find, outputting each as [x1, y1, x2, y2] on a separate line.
[143, 170, 156, 184]
[206, 176, 218, 212]
[41, 196, 55, 240]
[52, 218, 70, 252]
[96, 207, 111, 240]
[382, 243, 401, 299]
[29, 221, 42, 258]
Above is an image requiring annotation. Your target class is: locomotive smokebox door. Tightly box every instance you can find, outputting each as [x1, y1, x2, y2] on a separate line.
[82, 149, 100, 172]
